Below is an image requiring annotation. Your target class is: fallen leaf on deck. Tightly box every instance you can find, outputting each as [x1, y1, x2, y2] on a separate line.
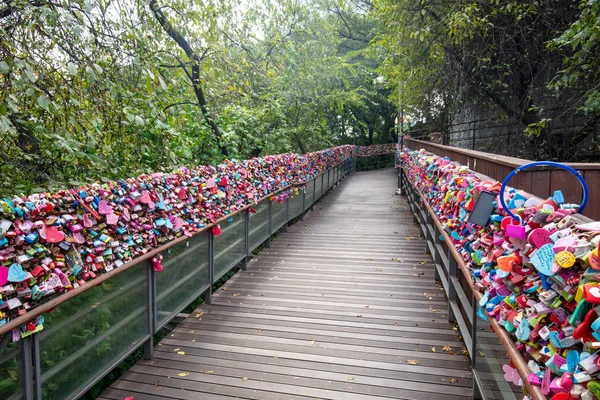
[203, 370, 214, 374]
[177, 351, 185, 355]
[407, 360, 419, 365]
[442, 346, 452, 352]
[348, 376, 355, 381]
[178, 372, 189, 377]
[450, 378, 458, 383]
[242, 377, 249, 381]
[431, 347, 436, 352]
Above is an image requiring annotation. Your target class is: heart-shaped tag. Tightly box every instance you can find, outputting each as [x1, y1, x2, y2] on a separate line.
[8, 263, 28, 282]
[529, 228, 552, 249]
[140, 190, 152, 204]
[46, 226, 65, 243]
[172, 218, 183, 232]
[45, 273, 61, 290]
[531, 243, 557, 276]
[0, 266, 8, 286]
[516, 320, 532, 341]
[72, 231, 85, 244]
[83, 213, 94, 228]
[97, 200, 113, 215]
[106, 213, 119, 225]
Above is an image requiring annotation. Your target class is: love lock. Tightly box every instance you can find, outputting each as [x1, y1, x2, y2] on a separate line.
[152, 254, 164, 273]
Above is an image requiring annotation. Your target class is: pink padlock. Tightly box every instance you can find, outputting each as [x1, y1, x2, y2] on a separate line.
[152, 254, 164, 272]
[506, 224, 526, 239]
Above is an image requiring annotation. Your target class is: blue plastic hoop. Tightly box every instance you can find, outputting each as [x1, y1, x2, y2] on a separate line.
[499, 161, 588, 222]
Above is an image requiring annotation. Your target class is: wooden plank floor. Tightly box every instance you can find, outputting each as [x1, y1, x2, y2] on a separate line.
[101, 168, 473, 400]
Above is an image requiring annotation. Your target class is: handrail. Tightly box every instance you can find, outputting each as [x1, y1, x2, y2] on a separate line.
[0, 163, 343, 337]
[404, 176, 545, 400]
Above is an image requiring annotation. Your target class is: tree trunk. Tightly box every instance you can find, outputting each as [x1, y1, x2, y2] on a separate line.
[147, 0, 229, 157]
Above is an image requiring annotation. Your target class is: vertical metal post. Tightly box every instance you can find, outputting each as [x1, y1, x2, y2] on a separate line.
[20, 336, 33, 400]
[312, 177, 316, 205]
[144, 260, 155, 359]
[266, 200, 272, 248]
[242, 210, 249, 270]
[206, 232, 214, 304]
[301, 188, 306, 219]
[284, 197, 289, 230]
[32, 333, 41, 400]
[321, 173, 324, 196]
[472, 295, 482, 399]
[447, 248, 457, 323]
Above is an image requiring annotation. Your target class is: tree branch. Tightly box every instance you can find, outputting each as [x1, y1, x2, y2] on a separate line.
[146, 0, 229, 156]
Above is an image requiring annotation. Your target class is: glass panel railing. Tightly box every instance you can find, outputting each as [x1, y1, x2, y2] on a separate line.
[249, 201, 270, 252]
[289, 193, 304, 219]
[214, 213, 246, 281]
[39, 263, 149, 400]
[272, 198, 287, 231]
[473, 310, 523, 400]
[304, 179, 315, 211]
[315, 175, 322, 199]
[156, 231, 210, 330]
[0, 345, 21, 400]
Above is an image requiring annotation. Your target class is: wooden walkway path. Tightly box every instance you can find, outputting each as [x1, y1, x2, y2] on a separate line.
[101, 169, 473, 400]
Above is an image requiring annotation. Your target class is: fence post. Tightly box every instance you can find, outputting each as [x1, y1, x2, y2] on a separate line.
[284, 197, 289, 230]
[266, 200, 272, 248]
[144, 260, 156, 359]
[472, 295, 482, 399]
[206, 232, 214, 304]
[447, 248, 457, 323]
[242, 210, 249, 270]
[32, 333, 41, 400]
[301, 188, 306, 220]
[20, 336, 33, 400]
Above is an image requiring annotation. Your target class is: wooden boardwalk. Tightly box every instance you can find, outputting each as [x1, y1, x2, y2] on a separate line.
[101, 168, 473, 400]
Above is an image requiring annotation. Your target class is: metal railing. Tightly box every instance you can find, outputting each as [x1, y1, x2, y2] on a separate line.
[402, 168, 545, 400]
[0, 162, 350, 400]
[354, 153, 395, 171]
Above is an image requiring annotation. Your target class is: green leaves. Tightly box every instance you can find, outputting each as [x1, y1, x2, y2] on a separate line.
[37, 95, 49, 111]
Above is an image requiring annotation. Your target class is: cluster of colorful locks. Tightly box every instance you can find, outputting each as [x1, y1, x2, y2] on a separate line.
[353, 143, 397, 157]
[0, 144, 396, 338]
[402, 148, 600, 399]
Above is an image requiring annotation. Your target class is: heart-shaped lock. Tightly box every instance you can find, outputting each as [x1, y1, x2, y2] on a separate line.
[8, 263, 27, 282]
[97, 200, 113, 215]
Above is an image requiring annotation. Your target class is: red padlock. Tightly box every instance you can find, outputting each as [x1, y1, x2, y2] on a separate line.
[152, 254, 164, 273]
